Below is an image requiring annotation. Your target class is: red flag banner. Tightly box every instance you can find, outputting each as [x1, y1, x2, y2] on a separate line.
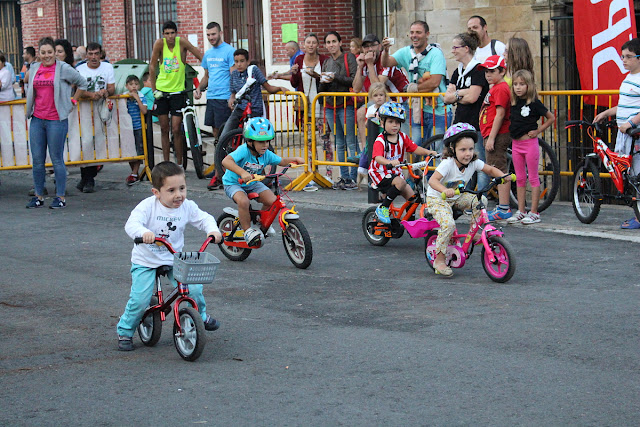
[574, 0, 637, 106]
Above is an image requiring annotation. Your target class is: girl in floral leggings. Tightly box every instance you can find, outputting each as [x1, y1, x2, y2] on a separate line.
[426, 123, 514, 277]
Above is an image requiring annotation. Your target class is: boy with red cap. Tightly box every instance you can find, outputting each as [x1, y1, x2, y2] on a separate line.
[478, 55, 512, 221]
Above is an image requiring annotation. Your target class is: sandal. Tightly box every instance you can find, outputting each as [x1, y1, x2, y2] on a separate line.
[621, 217, 640, 229]
[434, 263, 453, 277]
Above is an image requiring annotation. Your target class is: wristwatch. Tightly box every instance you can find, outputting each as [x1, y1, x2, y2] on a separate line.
[455, 90, 462, 102]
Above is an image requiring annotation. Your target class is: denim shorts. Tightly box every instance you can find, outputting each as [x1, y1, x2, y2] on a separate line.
[224, 181, 270, 200]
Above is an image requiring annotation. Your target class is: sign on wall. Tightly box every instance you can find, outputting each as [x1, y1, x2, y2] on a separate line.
[574, 0, 637, 105]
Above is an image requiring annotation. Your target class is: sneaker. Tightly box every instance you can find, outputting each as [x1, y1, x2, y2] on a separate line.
[303, 182, 318, 192]
[126, 174, 139, 186]
[332, 177, 345, 190]
[26, 197, 44, 209]
[204, 315, 220, 331]
[506, 210, 527, 224]
[82, 180, 95, 193]
[49, 197, 66, 209]
[376, 205, 391, 224]
[487, 208, 512, 221]
[521, 212, 541, 224]
[207, 176, 222, 191]
[118, 335, 134, 351]
[343, 179, 358, 190]
[28, 187, 48, 196]
[244, 228, 263, 246]
[76, 179, 86, 191]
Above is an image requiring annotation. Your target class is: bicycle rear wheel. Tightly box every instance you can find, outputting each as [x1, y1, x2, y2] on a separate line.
[572, 160, 602, 224]
[508, 138, 560, 213]
[185, 115, 205, 179]
[215, 129, 244, 176]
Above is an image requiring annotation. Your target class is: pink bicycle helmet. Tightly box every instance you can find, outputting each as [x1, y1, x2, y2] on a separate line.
[443, 123, 478, 148]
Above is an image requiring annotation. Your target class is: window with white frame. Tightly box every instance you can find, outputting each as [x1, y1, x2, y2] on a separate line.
[61, 0, 102, 47]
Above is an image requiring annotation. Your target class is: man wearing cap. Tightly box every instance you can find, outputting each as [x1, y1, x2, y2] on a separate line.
[478, 54, 512, 221]
[353, 33, 409, 148]
[380, 20, 450, 146]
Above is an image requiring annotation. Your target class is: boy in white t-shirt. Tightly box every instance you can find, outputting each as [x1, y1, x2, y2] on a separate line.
[426, 123, 514, 277]
[117, 161, 223, 351]
[594, 38, 640, 228]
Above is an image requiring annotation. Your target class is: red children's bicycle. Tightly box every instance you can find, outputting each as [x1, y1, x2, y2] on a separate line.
[133, 236, 219, 361]
[217, 165, 313, 269]
[567, 120, 640, 223]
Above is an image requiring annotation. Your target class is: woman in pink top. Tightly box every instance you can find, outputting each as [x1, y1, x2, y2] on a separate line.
[25, 37, 88, 209]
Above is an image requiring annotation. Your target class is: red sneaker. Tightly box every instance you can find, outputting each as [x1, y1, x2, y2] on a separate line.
[126, 174, 139, 186]
[207, 176, 222, 190]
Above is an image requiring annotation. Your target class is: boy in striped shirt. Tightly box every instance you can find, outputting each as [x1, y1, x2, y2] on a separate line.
[594, 38, 640, 228]
[125, 75, 152, 185]
[368, 102, 437, 223]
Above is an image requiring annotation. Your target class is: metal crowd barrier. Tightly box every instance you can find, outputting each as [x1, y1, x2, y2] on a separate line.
[0, 95, 151, 180]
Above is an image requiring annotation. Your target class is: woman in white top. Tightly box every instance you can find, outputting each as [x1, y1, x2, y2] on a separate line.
[0, 54, 15, 103]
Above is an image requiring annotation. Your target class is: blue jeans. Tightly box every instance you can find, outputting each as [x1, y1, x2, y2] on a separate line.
[29, 117, 68, 197]
[411, 110, 453, 150]
[326, 105, 358, 181]
[474, 132, 490, 191]
[117, 263, 209, 338]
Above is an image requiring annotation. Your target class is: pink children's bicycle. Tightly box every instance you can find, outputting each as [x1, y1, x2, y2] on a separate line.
[402, 175, 517, 283]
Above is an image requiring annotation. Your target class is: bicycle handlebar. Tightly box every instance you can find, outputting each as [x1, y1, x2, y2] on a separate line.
[238, 164, 307, 184]
[133, 236, 216, 252]
[440, 173, 515, 199]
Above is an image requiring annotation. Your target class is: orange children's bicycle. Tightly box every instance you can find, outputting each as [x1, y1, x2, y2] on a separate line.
[362, 158, 435, 246]
[133, 236, 220, 362]
[217, 165, 313, 269]
[567, 120, 640, 224]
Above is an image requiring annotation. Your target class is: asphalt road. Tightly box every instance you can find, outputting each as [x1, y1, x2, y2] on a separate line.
[1, 167, 638, 425]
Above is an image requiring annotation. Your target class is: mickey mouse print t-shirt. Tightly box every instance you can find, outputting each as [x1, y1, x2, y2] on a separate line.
[221, 143, 282, 187]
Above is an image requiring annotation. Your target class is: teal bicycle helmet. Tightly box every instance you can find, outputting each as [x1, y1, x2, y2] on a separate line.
[378, 102, 406, 123]
[244, 117, 275, 141]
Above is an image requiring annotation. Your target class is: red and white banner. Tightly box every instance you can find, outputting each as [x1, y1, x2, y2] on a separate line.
[574, 0, 637, 105]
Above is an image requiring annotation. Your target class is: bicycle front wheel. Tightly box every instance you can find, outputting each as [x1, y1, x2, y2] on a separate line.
[572, 161, 602, 224]
[173, 307, 206, 362]
[508, 138, 560, 213]
[185, 115, 205, 179]
[215, 129, 244, 176]
[481, 236, 516, 283]
[282, 219, 313, 269]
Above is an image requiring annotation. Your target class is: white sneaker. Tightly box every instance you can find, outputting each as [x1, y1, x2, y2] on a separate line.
[244, 228, 263, 245]
[521, 212, 541, 224]
[507, 210, 527, 224]
[266, 226, 277, 237]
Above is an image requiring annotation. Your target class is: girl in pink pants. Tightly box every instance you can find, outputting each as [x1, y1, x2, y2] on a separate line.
[507, 70, 555, 224]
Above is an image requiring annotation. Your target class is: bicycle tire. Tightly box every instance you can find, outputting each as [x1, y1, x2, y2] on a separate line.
[362, 206, 390, 246]
[217, 212, 252, 261]
[215, 129, 244, 176]
[421, 133, 444, 153]
[507, 138, 560, 213]
[282, 219, 313, 269]
[185, 115, 205, 179]
[137, 296, 162, 347]
[173, 307, 206, 362]
[481, 236, 516, 283]
[572, 160, 602, 224]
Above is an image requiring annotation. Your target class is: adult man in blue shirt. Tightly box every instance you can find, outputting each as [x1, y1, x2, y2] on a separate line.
[381, 20, 451, 149]
[195, 21, 236, 189]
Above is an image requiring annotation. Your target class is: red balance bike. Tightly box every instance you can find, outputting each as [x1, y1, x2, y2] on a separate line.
[567, 120, 640, 223]
[217, 165, 313, 269]
[402, 175, 517, 283]
[133, 236, 220, 361]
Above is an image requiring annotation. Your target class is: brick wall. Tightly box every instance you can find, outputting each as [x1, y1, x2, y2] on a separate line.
[176, 0, 205, 64]
[21, 0, 62, 49]
[271, 0, 355, 65]
[101, 0, 126, 61]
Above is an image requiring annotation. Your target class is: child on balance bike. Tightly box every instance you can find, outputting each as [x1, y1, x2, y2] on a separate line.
[221, 117, 304, 246]
[368, 101, 438, 224]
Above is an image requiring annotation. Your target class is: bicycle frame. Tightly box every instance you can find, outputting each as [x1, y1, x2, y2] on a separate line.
[585, 125, 632, 194]
[181, 100, 202, 151]
[140, 237, 214, 328]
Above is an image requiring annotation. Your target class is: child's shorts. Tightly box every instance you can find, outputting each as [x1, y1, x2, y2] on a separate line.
[374, 173, 402, 193]
[484, 132, 512, 173]
[133, 128, 144, 156]
[224, 181, 271, 200]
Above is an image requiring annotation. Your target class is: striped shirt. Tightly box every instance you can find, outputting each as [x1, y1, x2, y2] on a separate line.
[368, 131, 418, 186]
[127, 97, 142, 130]
[616, 72, 640, 125]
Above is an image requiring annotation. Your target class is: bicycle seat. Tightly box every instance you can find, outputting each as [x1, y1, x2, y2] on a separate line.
[157, 265, 172, 277]
[247, 192, 260, 200]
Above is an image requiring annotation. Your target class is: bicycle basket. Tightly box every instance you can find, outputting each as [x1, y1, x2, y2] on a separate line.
[173, 251, 220, 284]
